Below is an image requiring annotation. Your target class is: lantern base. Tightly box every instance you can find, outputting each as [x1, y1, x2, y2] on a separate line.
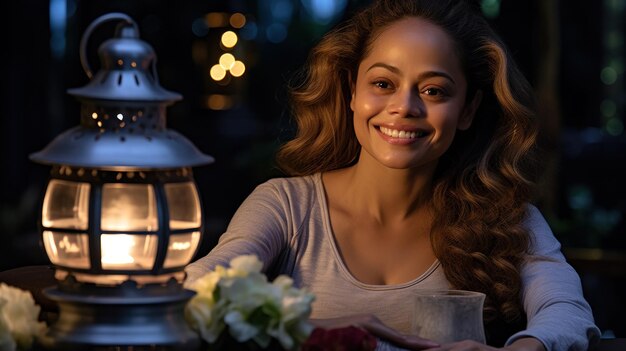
[40, 286, 200, 351]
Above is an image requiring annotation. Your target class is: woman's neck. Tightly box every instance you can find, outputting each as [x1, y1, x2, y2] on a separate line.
[336, 154, 437, 224]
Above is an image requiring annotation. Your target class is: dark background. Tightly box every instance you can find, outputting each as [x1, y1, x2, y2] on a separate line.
[2, 0, 625, 338]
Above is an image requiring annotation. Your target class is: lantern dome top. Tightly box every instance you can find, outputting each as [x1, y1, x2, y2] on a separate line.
[68, 16, 181, 102]
[30, 13, 213, 169]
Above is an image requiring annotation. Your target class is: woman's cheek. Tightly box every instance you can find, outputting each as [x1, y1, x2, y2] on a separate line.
[357, 94, 386, 116]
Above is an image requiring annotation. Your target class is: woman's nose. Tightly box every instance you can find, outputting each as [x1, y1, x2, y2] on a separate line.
[386, 89, 424, 118]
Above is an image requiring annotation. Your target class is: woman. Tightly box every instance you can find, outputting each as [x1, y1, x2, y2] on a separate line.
[186, 1, 600, 350]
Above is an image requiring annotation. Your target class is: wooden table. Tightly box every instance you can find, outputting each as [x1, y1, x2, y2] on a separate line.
[1, 265, 624, 350]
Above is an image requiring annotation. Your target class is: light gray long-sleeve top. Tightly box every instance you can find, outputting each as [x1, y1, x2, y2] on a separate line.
[186, 173, 601, 351]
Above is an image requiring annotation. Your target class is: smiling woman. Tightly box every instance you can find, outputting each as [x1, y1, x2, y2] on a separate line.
[186, 1, 601, 350]
[350, 17, 481, 171]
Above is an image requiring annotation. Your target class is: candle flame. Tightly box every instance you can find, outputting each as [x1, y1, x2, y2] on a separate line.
[101, 234, 136, 265]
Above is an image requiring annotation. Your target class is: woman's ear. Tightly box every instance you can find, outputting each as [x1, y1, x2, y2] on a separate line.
[458, 90, 483, 130]
[349, 81, 356, 112]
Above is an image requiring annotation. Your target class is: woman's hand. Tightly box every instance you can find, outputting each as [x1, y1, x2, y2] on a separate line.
[310, 314, 440, 350]
[426, 337, 546, 351]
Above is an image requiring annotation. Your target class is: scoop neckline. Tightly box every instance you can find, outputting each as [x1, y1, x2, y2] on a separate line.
[313, 172, 440, 291]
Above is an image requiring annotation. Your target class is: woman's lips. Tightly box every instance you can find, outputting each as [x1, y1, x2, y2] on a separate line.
[376, 126, 429, 144]
[379, 126, 427, 139]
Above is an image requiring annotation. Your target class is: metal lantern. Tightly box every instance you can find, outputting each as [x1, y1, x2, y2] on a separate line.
[30, 13, 212, 350]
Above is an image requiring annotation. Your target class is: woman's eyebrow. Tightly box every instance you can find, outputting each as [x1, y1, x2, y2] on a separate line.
[366, 62, 455, 84]
[417, 71, 456, 85]
[367, 62, 401, 74]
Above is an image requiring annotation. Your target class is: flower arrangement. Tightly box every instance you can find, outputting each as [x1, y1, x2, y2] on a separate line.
[185, 255, 315, 350]
[0, 283, 46, 351]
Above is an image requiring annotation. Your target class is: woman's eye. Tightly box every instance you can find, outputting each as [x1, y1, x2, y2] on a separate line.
[373, 81, 391, 89]
[423, 87, 443, 96]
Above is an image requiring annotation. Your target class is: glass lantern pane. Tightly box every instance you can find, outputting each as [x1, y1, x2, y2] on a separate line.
[164, 182, 201, 230]
[100, 234, 157, 270]
[163, 231, 201, 268]
[43, 231, 90, 269]
[42, 180, 90, 230]
[101, 184, 158, 231]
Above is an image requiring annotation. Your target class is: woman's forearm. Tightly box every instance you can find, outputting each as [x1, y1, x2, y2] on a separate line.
[506, 337, 546, 351]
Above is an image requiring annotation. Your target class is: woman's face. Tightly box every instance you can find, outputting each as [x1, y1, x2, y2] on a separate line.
[351, 17, 480, 170]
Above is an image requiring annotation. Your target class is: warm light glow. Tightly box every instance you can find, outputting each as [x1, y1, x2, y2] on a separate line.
[92, 112, 98, 119]
[230, 13, 246, 28]
[172, 242, 191, 250]
[206, 94, 233, 110]
[59, 235, 81, 253]
[230, 60, 246, 77]
[221, 31, 238, 48]
[219, 53, 236, 70]
[165, 182, 202, 229]
[43, 231, 90, 269]
[100, 234, 158, 270]
[210, 64, 227, 81]
[42, 180, 90, 230]
[101, 183, 158, 231]
[205, 12, 229, 28]
[163, 232, 201, 268]
[101, 234, 135, 265]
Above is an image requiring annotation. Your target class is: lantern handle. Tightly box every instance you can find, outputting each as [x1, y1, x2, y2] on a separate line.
[79, 13, 140, 79]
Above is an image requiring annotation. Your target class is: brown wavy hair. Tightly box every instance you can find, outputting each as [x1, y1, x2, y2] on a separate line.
[277, 0, 539, 323]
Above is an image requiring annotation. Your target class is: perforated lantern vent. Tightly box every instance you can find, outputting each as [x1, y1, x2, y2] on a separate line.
[30, 22, 213, 170]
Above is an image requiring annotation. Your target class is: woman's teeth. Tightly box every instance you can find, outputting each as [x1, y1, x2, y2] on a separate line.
[379, 126, 425, 139]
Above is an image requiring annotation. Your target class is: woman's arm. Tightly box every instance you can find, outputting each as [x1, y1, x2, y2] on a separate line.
[430, 206, 601, 351]
[185, 181, 292, 286]
[505, 205, 601, 350]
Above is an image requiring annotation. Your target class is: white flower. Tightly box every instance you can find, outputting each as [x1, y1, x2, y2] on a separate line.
[224, 310, 259, 341]
[0, 283, 47, 351]
[185, 255, 315, 350]
[265, 275, 315, 349]
[0, 298, 17, 351]
[228, 255, 263, 275]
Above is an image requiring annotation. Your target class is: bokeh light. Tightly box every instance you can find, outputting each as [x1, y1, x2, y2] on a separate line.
[219, 53, 236, 70]
[266, 23, 287, 43]
[230, 13, 246, 28]
[601, 67, 618, 85]
[301, 0, 347, 25]
[207, 94, 233, 110]
[210, 64, 227, 81]
[221, 31, 238, 48]
[230, 61, 246, 77]
[240, 21, 258, 40]
[606, 118, 624, 136]
[206, 12, 229, 28]
[481, 0, 501, 18]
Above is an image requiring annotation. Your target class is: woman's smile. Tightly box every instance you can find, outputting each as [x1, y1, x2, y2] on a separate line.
[376, 125, 430, 145]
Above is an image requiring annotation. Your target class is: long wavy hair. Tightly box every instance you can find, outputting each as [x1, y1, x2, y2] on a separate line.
[277, 0, 540, 323]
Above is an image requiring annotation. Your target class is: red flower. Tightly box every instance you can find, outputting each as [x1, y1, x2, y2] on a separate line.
[301, 326, 377, 351]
